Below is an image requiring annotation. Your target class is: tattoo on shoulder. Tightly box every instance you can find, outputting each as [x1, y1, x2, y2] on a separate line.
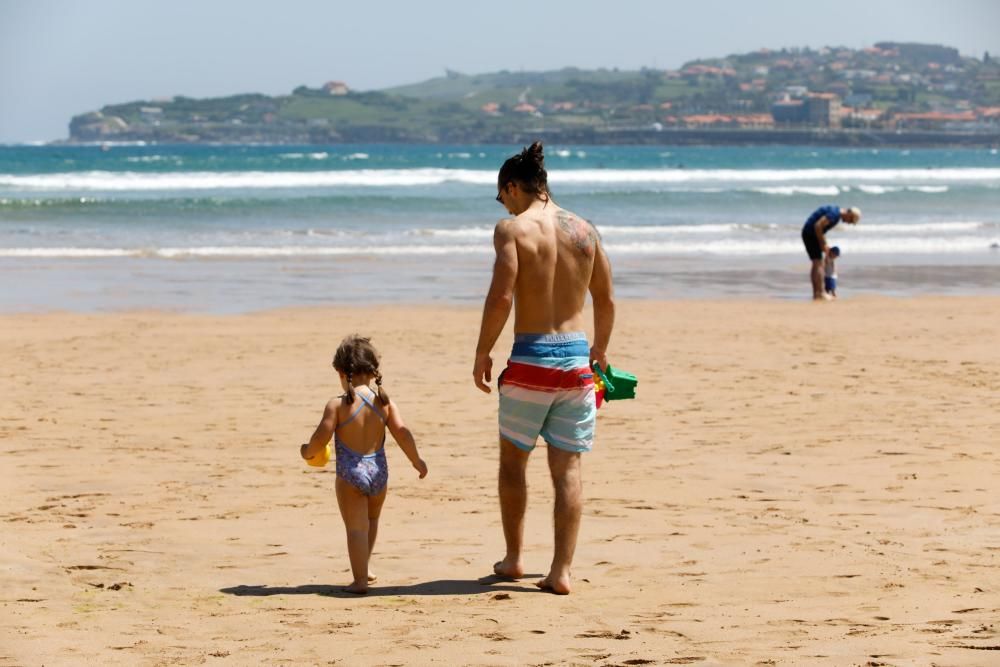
[557, 211, 598, 257]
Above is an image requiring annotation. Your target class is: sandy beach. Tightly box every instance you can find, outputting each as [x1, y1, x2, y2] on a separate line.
[2, 296, 998, 666]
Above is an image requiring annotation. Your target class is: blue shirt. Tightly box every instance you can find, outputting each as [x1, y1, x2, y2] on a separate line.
[803, 205, 842, 233]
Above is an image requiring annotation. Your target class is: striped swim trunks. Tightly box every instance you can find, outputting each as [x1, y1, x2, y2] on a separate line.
[498, 332, 597, 453]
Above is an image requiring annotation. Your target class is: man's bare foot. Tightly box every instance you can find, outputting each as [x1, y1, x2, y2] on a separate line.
[343, 582, 368, 595]
[492, 558, 524, 579]
[535, 573, 571, 595]
[367, 573, 378, 583]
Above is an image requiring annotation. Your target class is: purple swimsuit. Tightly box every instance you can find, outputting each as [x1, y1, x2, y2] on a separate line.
[335, 389, 388, 496]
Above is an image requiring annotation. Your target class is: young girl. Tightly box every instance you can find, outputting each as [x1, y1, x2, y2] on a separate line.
[300, 334, 428, 594]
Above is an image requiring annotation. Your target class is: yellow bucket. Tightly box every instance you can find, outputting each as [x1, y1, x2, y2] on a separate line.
[304, 443, 332, 468]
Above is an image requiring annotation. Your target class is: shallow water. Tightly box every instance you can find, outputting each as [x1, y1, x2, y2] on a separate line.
[1, 143, 998, 311]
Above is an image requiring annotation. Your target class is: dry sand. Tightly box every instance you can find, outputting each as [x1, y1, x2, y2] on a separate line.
[2, 297, 998, 666]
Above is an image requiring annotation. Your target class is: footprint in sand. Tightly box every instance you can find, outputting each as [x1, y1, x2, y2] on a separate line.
[575, 629, 632, 640]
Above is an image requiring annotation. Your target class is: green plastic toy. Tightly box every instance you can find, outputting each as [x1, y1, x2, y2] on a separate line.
[591, 362, 638, 403]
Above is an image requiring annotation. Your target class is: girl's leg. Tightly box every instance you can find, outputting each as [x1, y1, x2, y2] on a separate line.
[366, 489, 387, 582]
[335, 477, 370, 593]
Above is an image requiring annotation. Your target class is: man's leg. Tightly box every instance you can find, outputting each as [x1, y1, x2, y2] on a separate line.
[810, 259, 827, 300]
[538, 445, 582, 595]
[495, 437, 530, 578]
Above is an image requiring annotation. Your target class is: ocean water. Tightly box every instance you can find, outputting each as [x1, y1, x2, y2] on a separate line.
[1, 143, 998, 312]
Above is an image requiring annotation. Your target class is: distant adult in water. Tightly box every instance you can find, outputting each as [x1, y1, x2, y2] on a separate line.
[474, 141, 616, 595]
[801, 205, 860, 301]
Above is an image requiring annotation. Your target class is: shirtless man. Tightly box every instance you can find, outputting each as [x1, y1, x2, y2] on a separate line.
[801, 205, 860, 300]
[473, 142, 615, 595]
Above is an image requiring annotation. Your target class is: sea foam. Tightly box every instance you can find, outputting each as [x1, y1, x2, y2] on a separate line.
[2, 235, 995, 259]
[2, 167, 999, 192]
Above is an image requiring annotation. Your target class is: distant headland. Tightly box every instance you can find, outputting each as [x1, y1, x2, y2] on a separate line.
[67, 42, 1000, 146]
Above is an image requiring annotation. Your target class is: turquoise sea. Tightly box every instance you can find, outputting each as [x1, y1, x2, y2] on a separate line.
[1, 143, 998, 311]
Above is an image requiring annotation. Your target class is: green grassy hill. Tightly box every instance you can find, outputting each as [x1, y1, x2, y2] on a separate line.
[67, 42, 1000, 144]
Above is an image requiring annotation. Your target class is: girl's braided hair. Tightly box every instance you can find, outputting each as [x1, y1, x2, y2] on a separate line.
[332, 334, 389, 406]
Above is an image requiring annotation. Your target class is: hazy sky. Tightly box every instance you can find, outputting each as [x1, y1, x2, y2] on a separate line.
[2, 0, 998, 142]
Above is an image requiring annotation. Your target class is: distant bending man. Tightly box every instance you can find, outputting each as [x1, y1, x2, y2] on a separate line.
[473, 141, 615, 595]
[801, 205, 860, 300]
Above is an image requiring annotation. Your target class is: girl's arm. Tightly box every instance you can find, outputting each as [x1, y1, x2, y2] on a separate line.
[385, 400, 428, 478]
[301, 399, 339, 460]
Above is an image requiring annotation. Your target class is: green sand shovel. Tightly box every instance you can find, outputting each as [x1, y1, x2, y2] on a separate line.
[591, 362, 638, 401]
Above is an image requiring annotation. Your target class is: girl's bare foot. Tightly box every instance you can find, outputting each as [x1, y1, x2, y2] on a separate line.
[343, 582, 368, 595]
[367, 573, 378, 583]
[493, 558, 524, 579]
[535, 572, 571, 595]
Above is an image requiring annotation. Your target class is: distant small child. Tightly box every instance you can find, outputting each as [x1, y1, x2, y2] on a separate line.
[824, 246, 841, 298]
[300, 334, 427, 594]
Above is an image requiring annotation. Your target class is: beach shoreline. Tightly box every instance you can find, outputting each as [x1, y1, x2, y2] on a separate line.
[2, 296, 998, 665]
[2, 254, 998, 314]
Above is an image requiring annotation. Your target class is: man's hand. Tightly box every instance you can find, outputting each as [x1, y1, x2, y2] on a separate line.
[413, 458, 428, 479]
[590, 347, 608, 372]
[473, 352, 493, 393]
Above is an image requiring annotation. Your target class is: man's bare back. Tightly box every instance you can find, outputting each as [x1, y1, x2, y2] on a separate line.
[499, 200, 604, 335]
[474, 185, 614, 392]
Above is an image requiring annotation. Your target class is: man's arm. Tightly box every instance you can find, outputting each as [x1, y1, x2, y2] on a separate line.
[813, 217, 830, 254]
[588, 239, 615, 370]
[473, 220, 518, 393]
